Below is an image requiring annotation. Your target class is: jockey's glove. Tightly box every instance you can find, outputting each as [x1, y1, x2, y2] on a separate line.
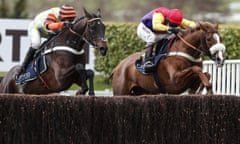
[64, 21, 73, 28]
[168, 27, 180, 34]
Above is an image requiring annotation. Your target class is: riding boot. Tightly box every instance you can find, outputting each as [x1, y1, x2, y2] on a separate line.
[143, 45, 155, 72]
[16, 47, 36, 77]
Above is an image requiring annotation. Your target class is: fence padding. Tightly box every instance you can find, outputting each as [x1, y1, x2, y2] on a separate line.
[0, 94, 240, 144]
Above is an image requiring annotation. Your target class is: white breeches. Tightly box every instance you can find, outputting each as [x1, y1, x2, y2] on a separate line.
[28, 22, 41, 49]
[137, 22, 174, 46]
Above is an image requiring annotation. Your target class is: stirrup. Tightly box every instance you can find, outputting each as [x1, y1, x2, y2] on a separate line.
[144, 61, 154, 67]
[143, 61, 155, 73]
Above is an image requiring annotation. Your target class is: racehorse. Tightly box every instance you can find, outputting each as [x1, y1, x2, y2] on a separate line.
[0, 8, 108, 95]
[111, 22, 226, 95]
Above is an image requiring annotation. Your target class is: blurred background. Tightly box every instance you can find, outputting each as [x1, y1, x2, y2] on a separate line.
[0, 0, 239, 23]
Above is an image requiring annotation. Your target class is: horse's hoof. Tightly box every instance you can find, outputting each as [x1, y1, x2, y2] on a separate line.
[206, 90, 213, 95]
[88, 91, 95, 96]
[76, 91, 85, 96]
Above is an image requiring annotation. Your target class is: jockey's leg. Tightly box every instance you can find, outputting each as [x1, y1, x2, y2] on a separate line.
[143, 45, 155, 72]
[17, 26, 40, 78]
[16, 47, 36, 77]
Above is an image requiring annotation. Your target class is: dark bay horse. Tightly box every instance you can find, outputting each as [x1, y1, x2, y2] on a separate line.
[0, 8, 108, 95]
[112, 22, 226, 95]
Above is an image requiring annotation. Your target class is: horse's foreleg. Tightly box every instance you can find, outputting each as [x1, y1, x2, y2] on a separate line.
[75, 69, 95, 96]
[75, 64, 89, 95]
[202, 72, 212, 94]
[86, 69, 95, 96]
[174, 66, 212, 95]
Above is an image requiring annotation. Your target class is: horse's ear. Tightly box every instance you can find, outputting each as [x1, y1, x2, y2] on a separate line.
[83, 7, 91, 18]
[198, 21, 203, 29]
[194, 21, 201, 31]
[199, 21, 211, 32]
[96, 8, 101, 17]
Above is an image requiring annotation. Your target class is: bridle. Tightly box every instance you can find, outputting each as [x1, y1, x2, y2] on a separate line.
[69, 16, 107, 47]
[176, 30, 217, 56]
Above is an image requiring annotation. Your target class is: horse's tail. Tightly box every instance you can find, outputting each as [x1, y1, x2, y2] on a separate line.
[110, 54, 136, 79]
[109, 68, 116, 79]
[109, 62, 122, 79]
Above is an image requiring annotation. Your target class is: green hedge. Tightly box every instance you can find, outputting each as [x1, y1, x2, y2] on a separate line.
[95, 23, 144, 77]
[95, 23, 240, 78]
[219, 25, 240, 59]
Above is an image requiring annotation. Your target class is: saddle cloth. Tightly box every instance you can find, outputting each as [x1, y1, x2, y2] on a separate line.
[15, 35, 58, 84]
[16, 52, 47, 84]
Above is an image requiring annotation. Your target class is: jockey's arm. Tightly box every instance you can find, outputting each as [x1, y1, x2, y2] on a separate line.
[152, 13, 169, 32]
[46, 22, 64, 30]
[45, 13, 64, 31]
[181, 19, 197, 28]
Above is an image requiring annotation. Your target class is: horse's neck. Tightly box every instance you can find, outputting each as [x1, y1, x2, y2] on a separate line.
[167, 30, 203, 63]
[185, 31, 202, 47]
[173, 31, 202, 54]
[45, 18, 89, 52]
[48, 29, 84, 49]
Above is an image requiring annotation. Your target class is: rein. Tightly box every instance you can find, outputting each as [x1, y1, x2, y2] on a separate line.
[168, 30, 208, 63]
[69, 27, 92, 45]
[176, 33, 203, 53]
[43, 17, 103, 56]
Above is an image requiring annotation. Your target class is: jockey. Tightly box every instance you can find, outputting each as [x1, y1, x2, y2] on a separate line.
[137, 7, 196, 72]
[17, 4, 77, 77]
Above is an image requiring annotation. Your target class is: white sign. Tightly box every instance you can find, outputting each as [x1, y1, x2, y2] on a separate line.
[0, 19, 30, 71]
[0, 19, 95, 72]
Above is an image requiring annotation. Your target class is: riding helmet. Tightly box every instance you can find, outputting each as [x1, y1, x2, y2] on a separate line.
[168, 9, 183, 25]
[59, 4, 77, 21]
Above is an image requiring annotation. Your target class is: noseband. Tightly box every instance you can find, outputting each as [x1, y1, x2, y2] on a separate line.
[69, 17, 106, 47]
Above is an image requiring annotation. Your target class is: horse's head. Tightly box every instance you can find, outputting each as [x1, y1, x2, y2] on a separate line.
[70, 8, 108, 56]
[198, 22, 226, 67]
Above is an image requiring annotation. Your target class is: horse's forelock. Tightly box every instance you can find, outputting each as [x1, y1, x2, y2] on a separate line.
[198, 21, 219, 33]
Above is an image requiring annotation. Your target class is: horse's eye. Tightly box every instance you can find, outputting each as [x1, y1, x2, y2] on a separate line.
[207, 38, 211, 41]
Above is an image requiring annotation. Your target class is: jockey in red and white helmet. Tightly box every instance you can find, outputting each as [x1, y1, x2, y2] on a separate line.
[137, 7, 196, 73]
[16, 4, 77, 78]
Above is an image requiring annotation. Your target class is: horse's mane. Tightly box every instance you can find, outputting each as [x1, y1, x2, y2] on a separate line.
[180, 25, 201, 38]
[180, 21, 218, 38]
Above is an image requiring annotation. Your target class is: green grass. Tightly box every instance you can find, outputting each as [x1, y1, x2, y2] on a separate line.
[0, 72, 111, 90]
[0, 72, 5, 76]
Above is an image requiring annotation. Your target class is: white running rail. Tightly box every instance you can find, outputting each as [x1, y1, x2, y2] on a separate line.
[203, 59, 240, 95]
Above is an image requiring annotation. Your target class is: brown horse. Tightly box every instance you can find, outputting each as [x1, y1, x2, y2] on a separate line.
[112, 22, 226, 95]
[0, 8, 108, 95]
